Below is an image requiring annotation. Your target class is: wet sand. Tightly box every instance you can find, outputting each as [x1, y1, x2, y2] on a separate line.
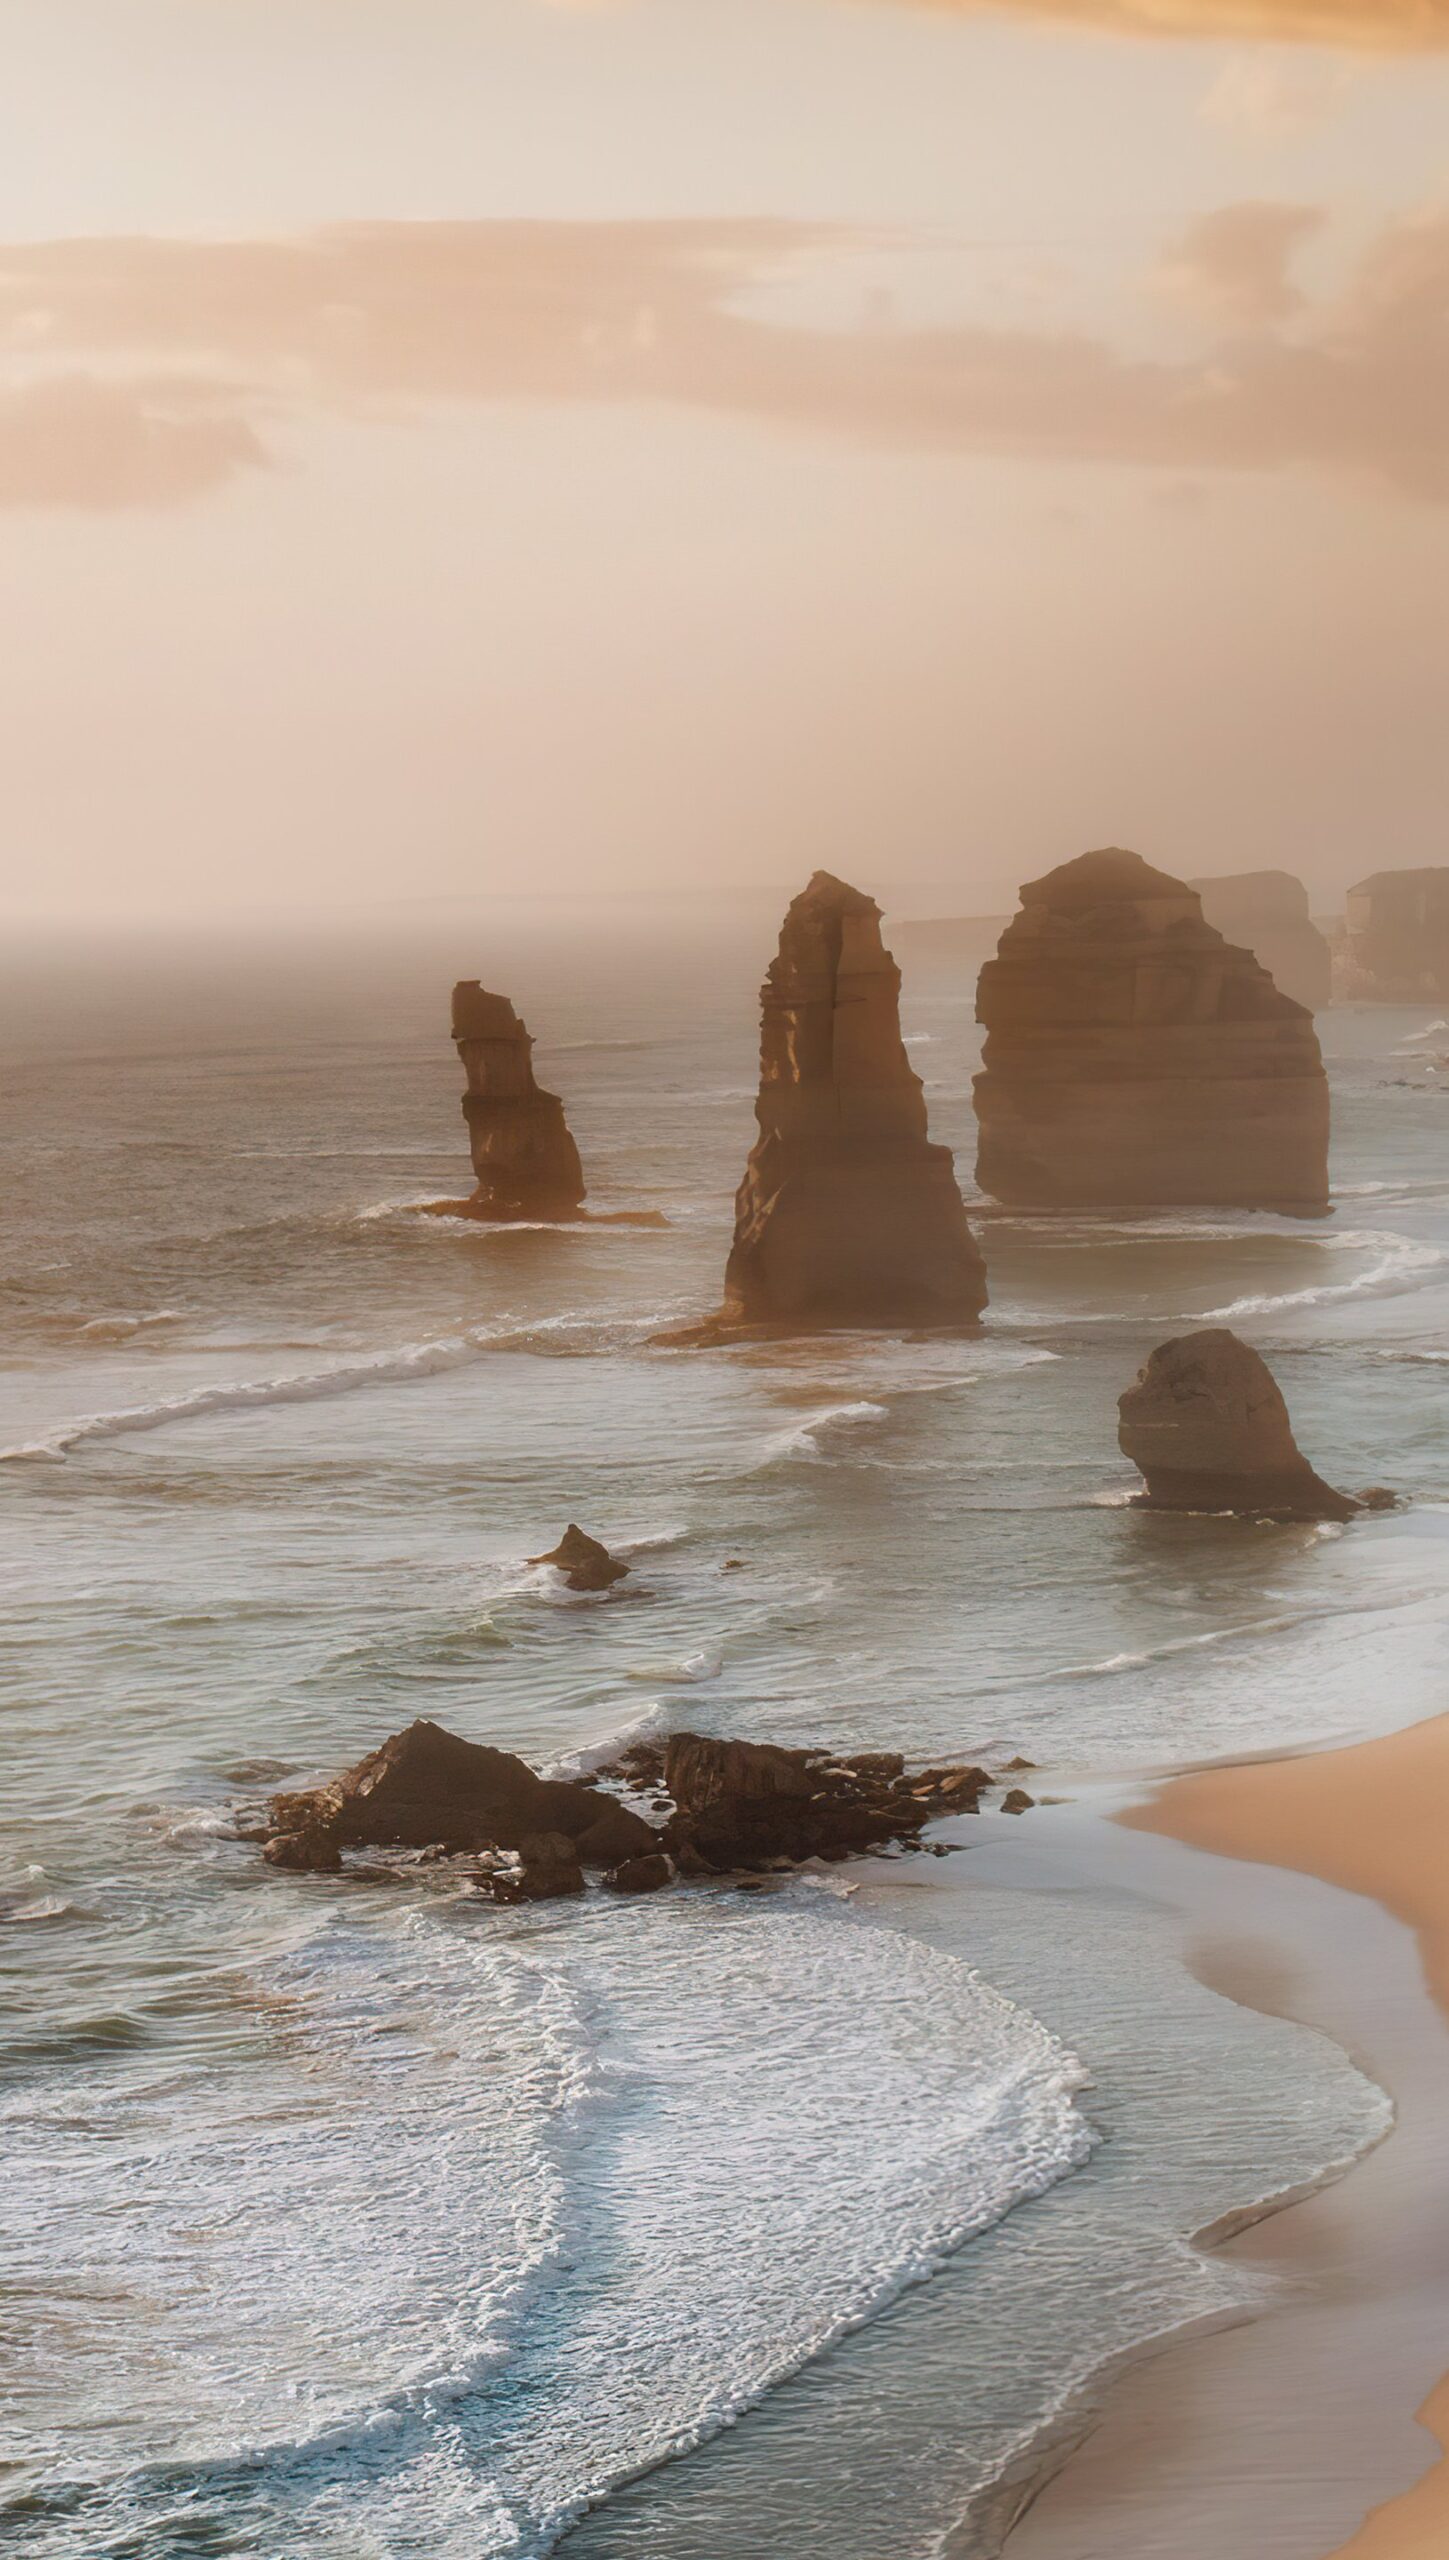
[1004, 1715, 1449, 2560]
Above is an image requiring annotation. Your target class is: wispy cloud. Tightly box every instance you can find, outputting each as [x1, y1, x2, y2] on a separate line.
[902, 0, 1449, 49]
[3, 208, 1448, 508]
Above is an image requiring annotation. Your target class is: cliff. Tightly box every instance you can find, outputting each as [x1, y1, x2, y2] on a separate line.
[447, 981, 585, 1220]
[1118, 1330, 1358, 1522]
[974, 848, 1330, 1214]
[721, 871, 988, 1327]
[1335, 869, 1449, 1002]
[1190, 871, 1331, 1013]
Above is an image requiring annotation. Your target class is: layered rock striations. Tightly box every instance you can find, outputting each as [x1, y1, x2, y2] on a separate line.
[1190, 872, 1331, 1014]
[446, 981, 585, 1220]
[974, 848, 1330, 1214]
[721, 871, 988, 1327]
[1335, 869, 1449, 1002]
[1118, 1329, 1358, 1521]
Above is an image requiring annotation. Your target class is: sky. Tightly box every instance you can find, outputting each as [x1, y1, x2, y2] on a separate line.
[4, 0, 1449, 926]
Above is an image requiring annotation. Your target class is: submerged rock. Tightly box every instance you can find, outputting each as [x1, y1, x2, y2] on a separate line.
[474, 1831, 586, 1903]
[528, 1525, 630, 1592]
[974, 848, 1330, 1214]
[436, 980, 586, 1221]
[659, 1733, 990, 1873]
[1118, 1329, 1359, 1522]
[602, 1851, 675, 1894]
[1190, 871, 1331, 1014]
[715, 871, 987, 1329]
[1334, 868, 1449, 1002]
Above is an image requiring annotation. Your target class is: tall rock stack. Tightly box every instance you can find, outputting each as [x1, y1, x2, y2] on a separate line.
[973, 848, 1330, 1215]
[1335, 869, 1449, 1001]
[722, 871, 988, 1326]
[449, 981, 585, 1220]
[1189, 871, 1331, 1013]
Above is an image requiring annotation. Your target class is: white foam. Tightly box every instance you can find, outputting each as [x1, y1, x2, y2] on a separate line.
[1191, 1229, 1446, 1323]
[764, 1400, 889, 1464]
[7, 1893, 1089, 2555]
[0, 1332, 511, 1462]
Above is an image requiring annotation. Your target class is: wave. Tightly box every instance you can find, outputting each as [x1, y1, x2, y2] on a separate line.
[1192, 1229, 1445, 1322]
[4, 1893, 1088, 2559]
[763, 1400, 889, 1465]
[0, 1333, 509, 1462]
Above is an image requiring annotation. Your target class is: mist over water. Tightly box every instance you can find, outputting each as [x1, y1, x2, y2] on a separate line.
[3, 923, 1444, 2556]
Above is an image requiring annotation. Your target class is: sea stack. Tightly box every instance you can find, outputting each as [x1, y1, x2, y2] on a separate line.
[1118, 1329, 1358, 1522]
[974, 848, 1330, 1214]
[448, 981, 585, 1220]
[1190, 872, 1331, 1014]
[1334, 869, 1449, 1002]
[722, 871, 988, 1327]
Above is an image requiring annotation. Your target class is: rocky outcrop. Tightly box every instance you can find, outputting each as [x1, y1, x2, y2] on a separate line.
[1118, 1329, 1359, 1521]
[657, 1733, 992, 1872]
[528, 1525, 629, 1592]
[252, 1721, 1021, 1886]
[974, 848, 1330, 1214]
[440, 981, 585, 1220]
[1190, 872, 1331, 1013]
[260, 1719, 656, 1869]
[719, 872, 987, 1327]
[1334, 869, 1449, 1002]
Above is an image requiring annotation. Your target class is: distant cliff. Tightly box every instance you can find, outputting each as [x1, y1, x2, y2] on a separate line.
[1189, 872, 1331, 1013]
[1334, 869, 1449, 1002]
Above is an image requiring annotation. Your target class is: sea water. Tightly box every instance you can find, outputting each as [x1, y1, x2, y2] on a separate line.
[2, 920, 1444, 2557]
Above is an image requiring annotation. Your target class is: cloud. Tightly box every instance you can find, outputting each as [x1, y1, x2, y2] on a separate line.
[902, 0, 1449, 49]
[2, 207, 1449, 507]
[1155, 201, 1323, 326]
[1201, 53, 1361, 137]
[0, 372, 266, 510]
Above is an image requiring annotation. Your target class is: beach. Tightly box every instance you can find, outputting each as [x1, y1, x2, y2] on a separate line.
[1007, 1712, 1449, 2560]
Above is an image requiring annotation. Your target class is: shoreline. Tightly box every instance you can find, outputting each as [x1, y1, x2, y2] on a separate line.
[1003, 1715, 1449, 2560]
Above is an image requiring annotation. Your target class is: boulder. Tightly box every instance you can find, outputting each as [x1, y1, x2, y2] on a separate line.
[475, 1831, 586, 1903]
[602, 1852, 675, 1894]
[717, 871, 987, 1328]
[1190, 872, 1331, 1013]
[262, 1824, 341, 1873]
[1118, 1329, 1359, 1522]
[434, 981, 585, 1220]
[661, 1732, 934, 1872]
[573, 1796, 659, 1870]
[528, 1525, 630, 1592]
[1334, 869, 1449, 1002]
[263, 1718, 649, 1860]
[974, 848, 1330, 1214]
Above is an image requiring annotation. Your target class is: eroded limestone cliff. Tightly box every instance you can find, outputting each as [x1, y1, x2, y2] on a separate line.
[722, 871, 987, 1326]
[974, 848, 1330, 1214]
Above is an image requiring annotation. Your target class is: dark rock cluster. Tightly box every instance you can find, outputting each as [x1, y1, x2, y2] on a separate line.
[252, 1719, 1029, 1898]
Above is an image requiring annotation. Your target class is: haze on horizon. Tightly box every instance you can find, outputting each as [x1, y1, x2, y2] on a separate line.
[4, 0, 1448, 930]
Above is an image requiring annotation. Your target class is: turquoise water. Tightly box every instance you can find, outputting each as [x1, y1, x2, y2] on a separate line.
[2, 925, 1443, 2556]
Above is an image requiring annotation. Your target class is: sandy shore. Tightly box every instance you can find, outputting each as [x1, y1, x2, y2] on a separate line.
[1005, 1713, 1449, 2560]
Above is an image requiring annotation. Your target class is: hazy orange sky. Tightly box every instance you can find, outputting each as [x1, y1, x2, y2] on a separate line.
[4, 0, 1448, 924]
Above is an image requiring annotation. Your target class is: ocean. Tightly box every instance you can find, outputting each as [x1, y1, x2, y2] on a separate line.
[3, 916, 1446, 2558]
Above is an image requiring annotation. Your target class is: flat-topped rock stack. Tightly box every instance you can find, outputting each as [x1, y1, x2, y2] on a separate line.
[1335, 869, 1449, 1002]
[1190, 871, 1331, 1014]
[719, 871, 987, 1328]
[443, 980, 586, 1221]
[974, 848, 1330, 1215]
